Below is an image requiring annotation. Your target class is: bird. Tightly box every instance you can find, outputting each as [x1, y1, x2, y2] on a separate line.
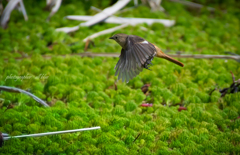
[109, 33, 184, 83]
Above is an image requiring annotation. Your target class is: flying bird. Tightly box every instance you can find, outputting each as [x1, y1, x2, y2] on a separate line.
[109, 33, 184, 83]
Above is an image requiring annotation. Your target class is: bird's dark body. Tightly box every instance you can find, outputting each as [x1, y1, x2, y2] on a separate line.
[110, 33, 184, 83]
[114, 35, 156, 82]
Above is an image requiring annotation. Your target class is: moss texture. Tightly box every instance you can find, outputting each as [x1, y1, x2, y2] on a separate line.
[0, 0, 240, 154]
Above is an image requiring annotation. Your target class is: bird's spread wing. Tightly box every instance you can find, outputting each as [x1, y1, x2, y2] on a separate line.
[115, 35, 156, 83]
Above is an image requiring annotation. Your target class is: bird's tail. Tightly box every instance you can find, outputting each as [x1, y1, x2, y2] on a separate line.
[156, 50, 184, 67]
[154, 45, 184, 67]
[160, 54, 184, 67]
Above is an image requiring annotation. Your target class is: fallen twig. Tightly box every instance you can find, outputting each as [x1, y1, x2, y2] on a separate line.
[83, 23, 129, 42]
[3, 126, 101, 141]
[210, 72, 240, 97]
[19, 0, 28, 21]
[167, 54, 240, 61]
[56, 0, 130, 33]
[84, 39, 95, 51]
[66, 15, 175, 27]
[168, 0, 215, 11]
[230, 71, 235, 82]
[142, 0, 165, 12]
[0, 86, 49, 107]
[0, 0, 28, 29]
[133, 133, 141, 142]
[82, 0, 130, 27]
[46, 0, 62, 21]
[4, 53, 240, 62]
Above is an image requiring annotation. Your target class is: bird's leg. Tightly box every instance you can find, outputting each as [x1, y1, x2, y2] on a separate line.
[143, 54, 155, 70]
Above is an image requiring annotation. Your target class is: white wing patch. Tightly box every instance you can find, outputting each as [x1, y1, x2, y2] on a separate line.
[141, 40, 148, 44]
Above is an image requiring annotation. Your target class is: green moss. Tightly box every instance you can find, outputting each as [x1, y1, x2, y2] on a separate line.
[1, 0, 240, 154]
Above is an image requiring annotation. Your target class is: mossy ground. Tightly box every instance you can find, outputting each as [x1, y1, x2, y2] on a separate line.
[0, 0, 240, 154]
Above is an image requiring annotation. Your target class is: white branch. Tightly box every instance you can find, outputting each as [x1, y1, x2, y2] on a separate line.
[66, 15, 175, 27]
[55, 25, 79, 33]
[81, 0, 130, 27]
[56, 0, 130, 33]
[3, 127, 101, 140]
[1, 0, 21, 29]
[83, 23, 129, 42]
[168, 0, 215, 11]
[19, 0, 28, 21]
[46, 0, 62, 21]
[0, 86, 49, 107]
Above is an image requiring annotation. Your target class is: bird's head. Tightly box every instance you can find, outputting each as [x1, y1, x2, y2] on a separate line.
[109, 33, 128, 49]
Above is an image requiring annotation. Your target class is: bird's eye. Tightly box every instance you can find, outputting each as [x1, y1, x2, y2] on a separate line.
[115, 37, 118, 39]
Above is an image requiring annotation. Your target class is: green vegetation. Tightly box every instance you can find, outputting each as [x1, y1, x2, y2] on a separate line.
[0, 0, 240, 154]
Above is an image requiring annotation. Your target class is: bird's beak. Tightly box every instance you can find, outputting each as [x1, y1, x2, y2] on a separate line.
[109, 37, 114, 39]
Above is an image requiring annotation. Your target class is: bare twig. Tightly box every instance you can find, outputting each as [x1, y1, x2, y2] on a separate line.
[211, 72, 240, 97]
[133, 133, 141, 142]
[230, 71, 235, 82]
[167, 54, 240, 61]
[168, 0, 215, 11]
[83, 23, 129, 42]
[0, 86, 49, 107]
[46, 0, 62, 21]
[0, 0, 28, 29]
[4, 53, 240, 62]
[56, 0, 130, 33]
[82, 0, 130, 27]
[84, 39, 95, 51]
[55, 25, 79, 33]
[19, 0, 28, 21]
[3, 127, 100, 140]
[142, 0, 165, 11]
[66, 15, 175, 27]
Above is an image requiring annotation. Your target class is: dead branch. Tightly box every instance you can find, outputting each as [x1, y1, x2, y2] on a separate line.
[82, 0, 130, 27]
[133, 133, 141, 142]
[168, 0, 215, 11]
[66, 15, 175, 27]
[167, 54, 240, 61]
[55, 25, 79, 33]
[210, 72, 240, 97]
[0, 0, 28, 29]
[230, 71, 235, 82]
[19, 0, 28, 21]
[0, 86, 49, 107]
[142, 0, 165, 12]
[4, 53, 240, 62]
[46, 0, 62, 21]
[83, 23, 129, 42]
[56, 0, 130, 33]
